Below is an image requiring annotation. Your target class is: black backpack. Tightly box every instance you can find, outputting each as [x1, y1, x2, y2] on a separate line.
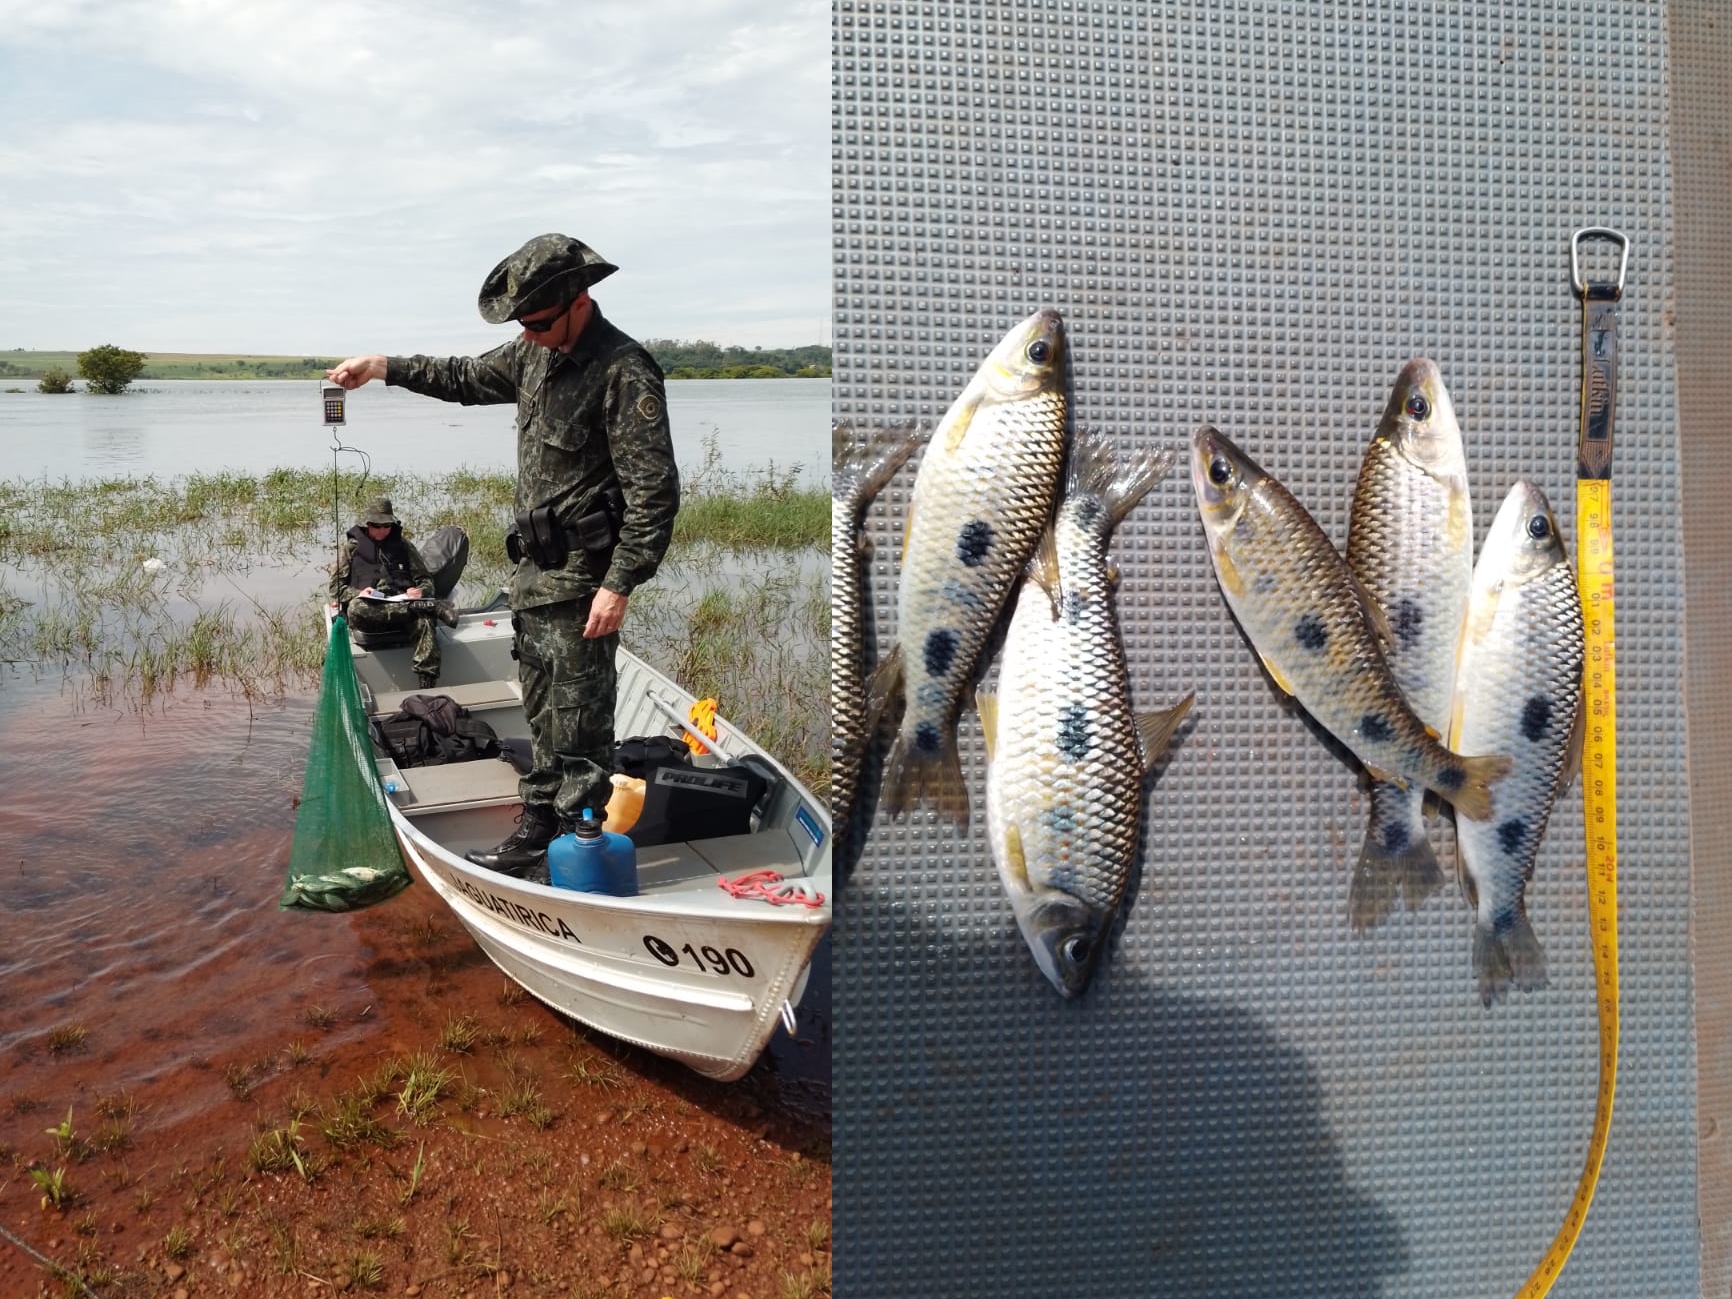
[370, 693, 501, 768]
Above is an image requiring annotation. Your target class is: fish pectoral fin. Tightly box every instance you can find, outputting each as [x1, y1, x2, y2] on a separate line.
[1256, 650, 1297, 697]
[863, 643, 905, 733]
[1028, 528, 1062, 617]
[941, 398, 978, 454]
[1561, 687, 1587, 790]
[1106, 555, 1122, 591]
[975, 690, 999, 761]
[1135, 692, 1196, 773]
[1002, 821, 1032, 891]
[1363, 761, 1408, 789]
[1351, 573, 1396, 651]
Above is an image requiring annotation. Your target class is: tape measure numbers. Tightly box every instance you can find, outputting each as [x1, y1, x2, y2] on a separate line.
[1514, 228, 1626, 1299]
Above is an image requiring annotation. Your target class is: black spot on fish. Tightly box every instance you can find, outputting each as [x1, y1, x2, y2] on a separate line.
[1391, 598, 1425, 650]
[1061, 591, 1087, 624]
[914, 722, 942, 754]
[1360, 713, 1394, 743]
[1380, 821, 1411, 853]
[1071, 498, 1103, 529]
[923, 629, 959, 678]
[1435, 765, 1465, 791]
[1498, 818, 1529, 856]
[956, 520, 995, 567]
[1293, 614, 1329, 652]
[1055, 704, 1092, 760]
[1044, 804, 1077, 836]
[1520, 695, 1554, 743]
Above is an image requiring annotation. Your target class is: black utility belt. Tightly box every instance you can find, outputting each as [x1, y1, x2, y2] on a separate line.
[507, 503, 616, 570]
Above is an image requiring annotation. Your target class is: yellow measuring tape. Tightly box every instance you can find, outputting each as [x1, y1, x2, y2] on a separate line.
[1515, 227, 1627, 1299]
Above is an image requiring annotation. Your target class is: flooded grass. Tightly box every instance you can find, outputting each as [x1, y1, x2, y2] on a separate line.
[0, 463, 831, 792]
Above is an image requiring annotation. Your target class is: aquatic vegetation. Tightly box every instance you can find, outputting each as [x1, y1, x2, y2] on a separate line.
[0, 463, 830, 792]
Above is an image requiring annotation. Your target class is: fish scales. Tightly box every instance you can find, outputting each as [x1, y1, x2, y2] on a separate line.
[1448, 480, 1584, 1008]
[980, 431, 1190, 997]
[1343, 360, 1474, 928]
[1191, 426, 1509, 820]
[830, 421, 924, 849]
[867, 310, 1069, 829]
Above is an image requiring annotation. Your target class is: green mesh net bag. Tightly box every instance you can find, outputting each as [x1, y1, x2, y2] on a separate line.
[281, 616, 413, 911]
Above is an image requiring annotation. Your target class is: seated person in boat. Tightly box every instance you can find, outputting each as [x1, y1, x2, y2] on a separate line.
[328, 495, 458, 689]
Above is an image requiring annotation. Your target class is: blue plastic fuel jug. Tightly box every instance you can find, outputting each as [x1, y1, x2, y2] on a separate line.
[547, 808, 638, 896]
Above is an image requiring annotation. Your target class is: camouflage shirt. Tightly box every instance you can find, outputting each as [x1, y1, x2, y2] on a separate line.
[386, 309, 680, 610]
[328, 529, 433, 607]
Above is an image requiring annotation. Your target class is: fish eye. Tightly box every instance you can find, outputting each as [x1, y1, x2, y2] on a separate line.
[1208, 456, 1233, 486]
[1404, 393, 1431, 420]
[1026, 339, 1051, 364]
[1527, 513, 1551, 540]
[1060, 935, 1091, 966]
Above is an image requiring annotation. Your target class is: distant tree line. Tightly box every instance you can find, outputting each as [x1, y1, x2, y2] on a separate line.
[643, 340, 830, 379]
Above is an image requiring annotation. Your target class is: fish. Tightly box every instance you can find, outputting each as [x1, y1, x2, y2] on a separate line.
[976, 431, 1192, 997]
[1342, 359, 1474, 929]
[830, 421, 925, 850]
[1190, 425, 1510, 819]
[866, 308, 1069, 828]
[1447, 480, 1584, 1008]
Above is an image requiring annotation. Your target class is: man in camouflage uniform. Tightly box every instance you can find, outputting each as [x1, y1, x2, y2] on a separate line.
[326, 234, 680, 876]
[328, 495, 457, 689]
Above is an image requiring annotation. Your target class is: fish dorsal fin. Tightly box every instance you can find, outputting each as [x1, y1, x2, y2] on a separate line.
[975, 690, 999, 761]
[1258, 649, 1297, 697]
[1002, 821, 1031, 891]
[1135, 692, 1196, 773]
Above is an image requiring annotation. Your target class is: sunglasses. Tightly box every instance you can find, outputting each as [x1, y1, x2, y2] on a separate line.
[517, 303, 570, 333]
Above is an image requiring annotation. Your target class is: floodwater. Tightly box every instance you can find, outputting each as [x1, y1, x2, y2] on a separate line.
[0, 376, 832, 1143]
[0, 375, 831, 484]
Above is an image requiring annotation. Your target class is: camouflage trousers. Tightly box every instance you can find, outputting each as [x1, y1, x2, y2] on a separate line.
[343, 597, 440, 678]
[514, 597, 617, 824]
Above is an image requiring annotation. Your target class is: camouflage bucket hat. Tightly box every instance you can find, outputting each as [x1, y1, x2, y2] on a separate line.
[477, 234, 619, 324]
[362, 496, 400, 527]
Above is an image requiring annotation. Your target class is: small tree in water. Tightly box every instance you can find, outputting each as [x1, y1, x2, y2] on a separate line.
[37, 368, 75, 394]
[77, 344, 148, 394]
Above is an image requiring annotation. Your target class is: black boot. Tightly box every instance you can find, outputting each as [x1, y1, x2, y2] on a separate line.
[465, 804, 558, 877]
[408, 598, 461, 629]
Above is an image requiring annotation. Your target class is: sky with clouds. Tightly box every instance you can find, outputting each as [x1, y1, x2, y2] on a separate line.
[0, 0, 827, 357]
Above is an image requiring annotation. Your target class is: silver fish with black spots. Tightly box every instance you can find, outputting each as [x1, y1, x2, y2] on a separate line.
[831, 421, 925, 850]
[866, 309, 1069, 829]
[1343, 359, 1473, 929]
[1191, 426, 1510, 820]
[977, 432, 1192, 997]
[1447, 480, 1584, 1008]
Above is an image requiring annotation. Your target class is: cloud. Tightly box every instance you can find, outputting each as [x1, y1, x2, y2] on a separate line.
[0, 0, 827, 353]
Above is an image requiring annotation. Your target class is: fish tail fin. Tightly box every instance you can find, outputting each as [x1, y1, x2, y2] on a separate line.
[833, 420, 924, 505]
[1473, 907, 1548, 1008]
[1437, 752, 1515, 822]
[878, 725, 971, 830]
[1068, 430, 1178, 528]
[862, 642, 905, 738]
[1348, 784, 1442, 932]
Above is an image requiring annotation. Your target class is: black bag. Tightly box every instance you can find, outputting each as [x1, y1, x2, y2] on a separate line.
[417, 525, 470, 600]
[614, 734, 693, 779]
[370, 693, 501, 768]
[628, 758, 771, 847]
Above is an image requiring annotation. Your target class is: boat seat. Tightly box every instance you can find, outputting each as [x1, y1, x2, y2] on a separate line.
[349, 625, 414, 651]
[380, 756, 523, 815]
[370, 679, 523, 717]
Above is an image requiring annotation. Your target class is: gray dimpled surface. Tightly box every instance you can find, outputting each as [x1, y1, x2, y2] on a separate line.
[834, 2, 1697, 1295]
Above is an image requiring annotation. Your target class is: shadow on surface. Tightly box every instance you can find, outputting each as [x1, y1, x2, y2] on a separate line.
[835, 881, 1407, 1297]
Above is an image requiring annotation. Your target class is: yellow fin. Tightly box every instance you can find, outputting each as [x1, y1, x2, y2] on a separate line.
[1003, 821, 1031, 891]
[941, 398, 978, 454]
[975, 690, 998, 761]
[1560, 687, 1586, 790]
[1028, 528, 1061, 618]
[1257, 650, 1296, 697]
[1363, 761, 1408, 789]
[1135, 692, 1195, 774]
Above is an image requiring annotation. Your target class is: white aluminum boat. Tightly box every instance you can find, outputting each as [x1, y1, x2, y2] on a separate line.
[335, 603, 831, 1083]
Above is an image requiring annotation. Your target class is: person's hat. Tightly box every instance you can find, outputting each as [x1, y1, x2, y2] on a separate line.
[477, 234, 618, 324]
[362, 496, 400, 527]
